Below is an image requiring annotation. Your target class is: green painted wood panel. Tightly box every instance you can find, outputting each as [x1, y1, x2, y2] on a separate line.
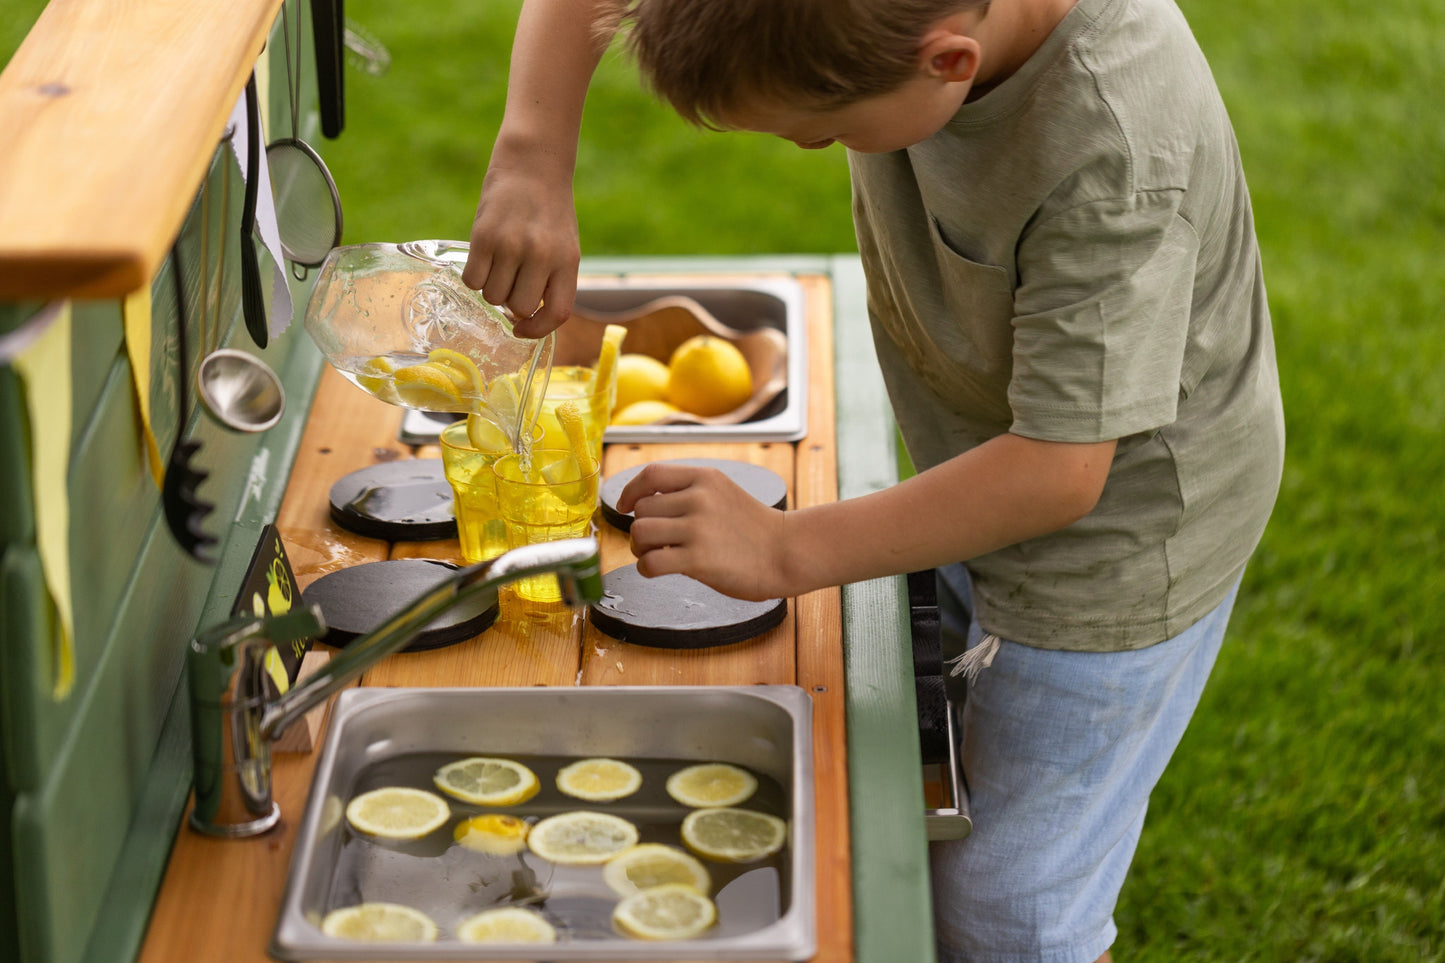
[829, 254, 937, 963]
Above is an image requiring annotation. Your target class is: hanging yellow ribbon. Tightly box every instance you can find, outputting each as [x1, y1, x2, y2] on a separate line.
[11, 302, 76, 700]
[122, 286, 165, 487]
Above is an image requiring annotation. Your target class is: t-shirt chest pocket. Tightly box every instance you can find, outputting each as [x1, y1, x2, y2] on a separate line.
[889, 215, 1016, 411]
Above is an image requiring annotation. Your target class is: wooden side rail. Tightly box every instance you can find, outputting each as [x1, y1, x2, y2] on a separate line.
[0, 0, 283, 298]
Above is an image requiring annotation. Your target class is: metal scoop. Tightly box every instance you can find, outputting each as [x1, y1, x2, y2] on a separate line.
[196, 348, 284, 433]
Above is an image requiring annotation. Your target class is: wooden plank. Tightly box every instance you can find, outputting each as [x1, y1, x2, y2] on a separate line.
[792, 275, 855, 963]
[0, 0, 284, 297]
[581, 440, 796, 688]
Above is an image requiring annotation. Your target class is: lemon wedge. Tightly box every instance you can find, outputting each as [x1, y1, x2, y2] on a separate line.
[679, 807, 786, 863]
[603, 843, 711, 897]
[456, 906, 557, 944]
[453, 813, 530, 855]
[527, 811, 639, 865]
[665, 762, 758, 808]
[344, 787, 450, 840]
[427, 348, 486, 398]
[433, 757, 540, 806]
[320, 902, 439, 942]
[555, 758, 642, 802]
[612, 884, 717, 941]
[392, 362, 464, 410]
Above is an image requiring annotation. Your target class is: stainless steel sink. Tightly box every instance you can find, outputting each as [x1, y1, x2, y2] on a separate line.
[271, 685, 816, 961]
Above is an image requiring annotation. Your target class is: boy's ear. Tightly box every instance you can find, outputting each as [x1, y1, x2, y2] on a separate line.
[919, 32, 981, 84]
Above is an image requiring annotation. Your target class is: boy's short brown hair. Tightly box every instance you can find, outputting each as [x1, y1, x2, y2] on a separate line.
[606, 0, 986, 127]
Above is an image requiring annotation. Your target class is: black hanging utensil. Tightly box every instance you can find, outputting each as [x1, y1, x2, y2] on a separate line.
[239, 73, 269, 349]
[162, 241, 218, 563]
[311, 0, 345, 138]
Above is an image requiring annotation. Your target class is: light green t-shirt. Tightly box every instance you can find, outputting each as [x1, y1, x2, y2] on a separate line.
[849, 0, 1284, 651]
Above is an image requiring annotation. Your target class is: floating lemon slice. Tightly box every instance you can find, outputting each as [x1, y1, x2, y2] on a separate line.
[603, 843, 711, 897]
[612, 884, 717, 941]
[433, 757, 540, 806]
[427, 348, 486, 398]
[680, 807, 786, 863]
[344, 787, 450, 840]
[665, 762, 758, 808]
[320, 902, 439, 942]
[455, 906, 557, 944]
[556, 758, 643, 802]
[527, 811, 639, 865]
[454, 813, 530, 855]
[393, 362, 464, 410]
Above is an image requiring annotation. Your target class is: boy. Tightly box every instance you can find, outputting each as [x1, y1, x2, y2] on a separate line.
[463, 0, 1284, 960]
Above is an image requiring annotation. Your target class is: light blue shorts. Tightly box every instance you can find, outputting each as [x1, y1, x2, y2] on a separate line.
[929, 565, 1241, 963]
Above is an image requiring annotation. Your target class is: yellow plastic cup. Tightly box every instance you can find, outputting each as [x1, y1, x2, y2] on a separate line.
[440, 420, 542, 564]
[492, 449, 601, 603]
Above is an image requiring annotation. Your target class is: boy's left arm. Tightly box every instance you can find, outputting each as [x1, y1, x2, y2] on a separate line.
[616, 432, 1117, 601]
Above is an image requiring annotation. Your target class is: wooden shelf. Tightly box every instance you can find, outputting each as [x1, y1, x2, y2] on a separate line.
[0, 0, 282, 298]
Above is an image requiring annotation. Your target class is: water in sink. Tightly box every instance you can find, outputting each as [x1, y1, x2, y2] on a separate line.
[325, 751, 792, 944]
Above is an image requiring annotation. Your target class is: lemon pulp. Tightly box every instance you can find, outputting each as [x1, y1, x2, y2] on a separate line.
[343, 787, 450, 840]
[603, 843, 711, 897]
[320, 902, 439, 942]
[527, 810, 639, 865]
[665, 762, 758, 808]
[680, 807, 787, 863]
[555, 757, 643, 802]
[433, 756, 540, 806]
[611, 883, 717, 941]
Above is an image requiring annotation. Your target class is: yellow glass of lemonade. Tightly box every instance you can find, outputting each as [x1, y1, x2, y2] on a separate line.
[439, 419, 543, 564]
[492, 449, 601, 603]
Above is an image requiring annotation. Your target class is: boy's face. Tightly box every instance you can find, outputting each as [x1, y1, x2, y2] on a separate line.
[720, 74, 975, 154]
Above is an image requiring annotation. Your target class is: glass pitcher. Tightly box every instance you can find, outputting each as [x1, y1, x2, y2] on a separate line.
[303, 239, 553, 451]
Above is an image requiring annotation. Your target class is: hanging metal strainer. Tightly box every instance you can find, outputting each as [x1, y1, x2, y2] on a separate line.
[267, 0, 343, 272]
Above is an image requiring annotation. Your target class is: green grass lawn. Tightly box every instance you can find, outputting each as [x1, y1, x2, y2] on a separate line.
[4, 0, 1442, 959]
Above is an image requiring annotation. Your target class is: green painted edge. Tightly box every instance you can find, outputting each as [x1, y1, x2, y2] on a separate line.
[78, 335, 324, 963]
[829, 254, 936, 963]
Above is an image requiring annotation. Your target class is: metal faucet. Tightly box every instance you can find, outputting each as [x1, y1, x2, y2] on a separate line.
[186, 538, 603, 837]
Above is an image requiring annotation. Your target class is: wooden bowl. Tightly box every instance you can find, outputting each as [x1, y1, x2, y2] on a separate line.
[555, 295, 788, 425]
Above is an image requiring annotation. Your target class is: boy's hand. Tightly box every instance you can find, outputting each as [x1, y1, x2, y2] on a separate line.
[462, 159, 580, 339]
[617, 463, 793, 602]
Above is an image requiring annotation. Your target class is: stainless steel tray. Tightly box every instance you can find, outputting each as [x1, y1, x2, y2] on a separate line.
[271, 685, 816, 961]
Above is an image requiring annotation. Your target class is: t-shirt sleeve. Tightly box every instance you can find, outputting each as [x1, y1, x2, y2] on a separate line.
[1007, 188, 1199, 443]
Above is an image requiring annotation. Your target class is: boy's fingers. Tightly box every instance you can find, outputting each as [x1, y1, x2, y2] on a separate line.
[511, 273, 576, 339]
[634, 544, 687, 579]
[460, 246, 493, 292]
[480, 255, 522, 309]
[616, 464, 702, 513]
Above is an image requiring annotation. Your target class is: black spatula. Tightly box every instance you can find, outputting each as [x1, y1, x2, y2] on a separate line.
[239, 74, 268, 349]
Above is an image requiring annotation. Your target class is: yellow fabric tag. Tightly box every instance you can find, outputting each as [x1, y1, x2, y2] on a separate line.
[123, 286, 165, 487]
[12, 303, 76, 701]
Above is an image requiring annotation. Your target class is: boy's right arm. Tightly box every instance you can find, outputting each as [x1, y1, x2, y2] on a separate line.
[461, 0, 615, 338]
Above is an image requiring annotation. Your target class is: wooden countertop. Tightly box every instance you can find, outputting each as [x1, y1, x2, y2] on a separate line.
[137, 273, 853, 961]
[0, 0, 282, 298]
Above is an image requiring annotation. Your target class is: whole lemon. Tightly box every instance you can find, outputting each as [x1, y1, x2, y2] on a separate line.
[611, 400, 681, 426]
[665, 336, 753, 417]
[613, 353, 672, 415]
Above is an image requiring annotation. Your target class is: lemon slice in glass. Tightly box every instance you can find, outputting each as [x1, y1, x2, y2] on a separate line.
[344, 787, 450, 840]
[556, 758, 642, 802]
[320, 902, 439, 942]
[603, 843, 711, 897]
[355, 355, 398, 403]
[612, 884, 717, 941]
[393, 362, 464, 410]
[527, 811, 639, 865]
[680, 807, 786, 863]
[433, 757, 540, 806]
[453, 813, 530, 855]
[665, 762, 758, 808]
[455, 906, 557, 944]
